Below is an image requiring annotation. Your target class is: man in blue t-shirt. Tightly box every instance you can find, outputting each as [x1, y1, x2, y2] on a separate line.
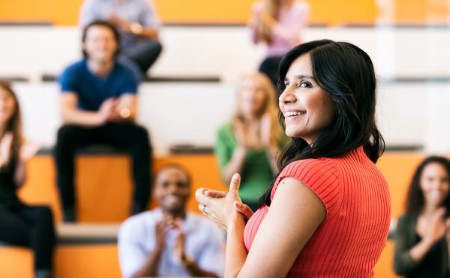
[55, 20, 152, 222]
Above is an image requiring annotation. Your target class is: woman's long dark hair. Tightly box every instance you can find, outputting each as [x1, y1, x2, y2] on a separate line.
[0, 80, 23, 169]
[405, 156, 450, 216]
[261, 39, 385, 206]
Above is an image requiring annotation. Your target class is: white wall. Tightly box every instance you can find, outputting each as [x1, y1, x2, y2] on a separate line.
[3, 25, 450, 154]
[13, 81, 450, 156]
[1, 26, 450, 82]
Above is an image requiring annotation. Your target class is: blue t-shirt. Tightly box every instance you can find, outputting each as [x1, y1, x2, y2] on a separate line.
[59, 59, 138, 111]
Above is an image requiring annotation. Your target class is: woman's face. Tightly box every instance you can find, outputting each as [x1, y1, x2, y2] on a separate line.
[239, 79, 267, 117]
[279, 54, 337, 143]
[420, 162, 450, 207]
[0, 87, 16, 126]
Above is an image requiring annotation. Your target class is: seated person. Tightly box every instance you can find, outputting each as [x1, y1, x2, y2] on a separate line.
[118, 164, 224, 278]
[55, 20, 152, 222]
[0, 81, 56, 278]
[215, 73, 288, 211]
[79, 0, 163, 81]
[249, 0, 309, 89]
[394, 156, 450, 277]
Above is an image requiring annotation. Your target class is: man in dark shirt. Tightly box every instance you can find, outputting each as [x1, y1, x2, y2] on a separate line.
[55, 20, 152, 222]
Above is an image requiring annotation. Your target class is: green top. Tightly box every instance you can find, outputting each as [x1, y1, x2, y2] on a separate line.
[215, 122, 289, 203]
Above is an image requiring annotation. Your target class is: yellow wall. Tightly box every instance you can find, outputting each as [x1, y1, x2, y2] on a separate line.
[1, 0, 446, 26]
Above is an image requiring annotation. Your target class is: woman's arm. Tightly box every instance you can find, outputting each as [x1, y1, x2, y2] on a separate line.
[14, 141, 41, 187]
[226, 177, 325, 277]
[269, 3, 310, 46]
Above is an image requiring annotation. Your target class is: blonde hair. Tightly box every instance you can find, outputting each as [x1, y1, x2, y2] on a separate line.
[0, 81, 23, 168]
[233, 73, 281, 145]
[257, 0, 294, 44]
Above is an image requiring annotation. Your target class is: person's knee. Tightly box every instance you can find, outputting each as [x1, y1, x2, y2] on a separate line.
[56, 125, 78, 144]
[132, 125, 150, 143]
[34, 206, 54, 224]
[143, 40, 163, 56]
[154, 41, 163, 55]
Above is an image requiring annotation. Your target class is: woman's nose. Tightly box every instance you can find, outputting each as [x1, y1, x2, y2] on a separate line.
[279, 87, 296, 106]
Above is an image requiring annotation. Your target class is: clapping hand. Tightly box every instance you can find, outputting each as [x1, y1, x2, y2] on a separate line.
[98, 98, 118, 124]
[196, 174, 254, 230]
[109, 12, 131, 31]
[0, 132, 13, 168]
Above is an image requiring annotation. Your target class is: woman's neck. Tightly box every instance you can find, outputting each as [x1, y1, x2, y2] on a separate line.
[278, 0, 293, 9]
[421, 204, 440, 217]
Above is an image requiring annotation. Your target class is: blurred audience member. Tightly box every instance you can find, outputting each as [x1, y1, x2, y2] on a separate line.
[249, 0, 309, 89]
[0, 81, 56, 278]
[394, 156, 450, 277]
[118, 164, 224, 278]
[55, 20, 152, 222]
[215, 73, 287, 211]
[80, 0, 163, 81]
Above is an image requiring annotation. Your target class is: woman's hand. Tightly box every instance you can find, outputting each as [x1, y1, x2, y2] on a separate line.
[423, 208, 447, 246]
[201, 189, 254, 222]
[20, 141, 41, 162]
[260, 113, 272, 147]
[196, 174, 245, 230]
[0, 132, 13, 168]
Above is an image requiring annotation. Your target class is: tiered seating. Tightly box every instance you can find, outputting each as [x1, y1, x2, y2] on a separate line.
[2, 22, 450, 278]
[0, 150, 443, 277]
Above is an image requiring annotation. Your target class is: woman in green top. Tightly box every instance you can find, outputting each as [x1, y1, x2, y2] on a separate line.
[394, 156, 450, 277]
[215, 73, 287, 211]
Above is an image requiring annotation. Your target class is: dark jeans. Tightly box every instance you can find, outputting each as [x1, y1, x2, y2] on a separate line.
[0, 203, 56, 271]
[54, 123, 152, 219]
[258, 56, 283, 94]
[120, 39, 163, 81]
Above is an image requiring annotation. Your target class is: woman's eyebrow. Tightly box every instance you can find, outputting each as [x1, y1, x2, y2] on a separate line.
[294, 75, 314, 80]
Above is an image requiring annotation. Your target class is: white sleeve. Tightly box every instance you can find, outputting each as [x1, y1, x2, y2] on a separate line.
[197, 225, 226, 276]
[117, 219, 150, 278]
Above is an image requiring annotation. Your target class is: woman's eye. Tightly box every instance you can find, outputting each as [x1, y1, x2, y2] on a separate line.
[283, 81, 290, 87]
[297, 81, 312, 88]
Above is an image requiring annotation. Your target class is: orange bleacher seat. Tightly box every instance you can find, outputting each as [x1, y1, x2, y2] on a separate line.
[0, 244, 120, 278]
[55, 245, 121, 278]
[0, 246, 33, 278]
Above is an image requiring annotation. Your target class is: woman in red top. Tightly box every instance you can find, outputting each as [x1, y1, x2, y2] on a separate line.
[196, 40, 391, 277]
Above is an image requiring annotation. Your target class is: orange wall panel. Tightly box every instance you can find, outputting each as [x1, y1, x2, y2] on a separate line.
[0, 0, 83, 25]
[7, 0, 446, 26]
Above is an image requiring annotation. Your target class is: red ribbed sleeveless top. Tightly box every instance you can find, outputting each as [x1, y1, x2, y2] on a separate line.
[244, 147, 391, 277]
